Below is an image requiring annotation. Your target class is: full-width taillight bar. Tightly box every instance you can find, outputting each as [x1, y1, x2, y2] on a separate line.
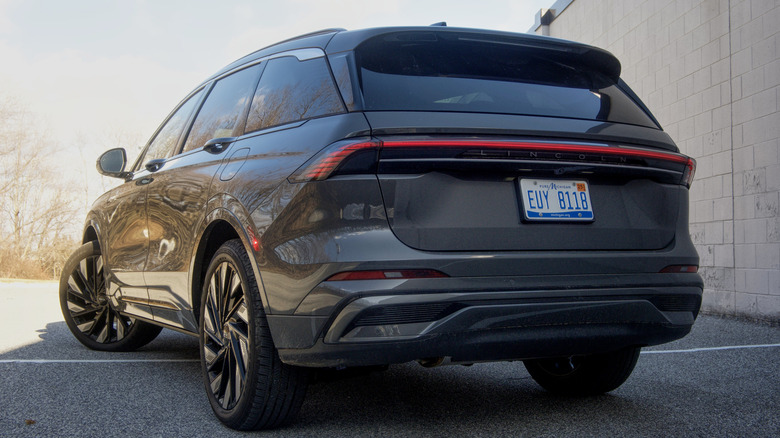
[289, 139, 697, 187]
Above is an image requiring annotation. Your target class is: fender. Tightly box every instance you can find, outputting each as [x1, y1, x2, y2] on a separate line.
[193, 194, 272, 316]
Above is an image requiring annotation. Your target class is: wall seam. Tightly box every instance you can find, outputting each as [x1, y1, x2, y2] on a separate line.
[727, 0, 736, 315]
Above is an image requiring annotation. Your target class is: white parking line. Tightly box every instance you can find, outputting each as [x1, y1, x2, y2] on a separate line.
[641, 343, 780, 354]
[0, 359, 199, 364]
[2, 344, 779, 363]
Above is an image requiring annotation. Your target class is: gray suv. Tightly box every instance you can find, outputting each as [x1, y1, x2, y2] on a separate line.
[60, 26, 703, 430]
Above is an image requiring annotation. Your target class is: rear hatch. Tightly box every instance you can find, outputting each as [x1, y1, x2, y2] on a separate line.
[325, 29, 695, 252]
[373, 135, 692, 251]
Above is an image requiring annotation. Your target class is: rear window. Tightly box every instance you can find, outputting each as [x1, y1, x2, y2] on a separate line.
[354, 32, 658, 128]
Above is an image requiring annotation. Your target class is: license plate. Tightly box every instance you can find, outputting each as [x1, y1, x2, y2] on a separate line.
[519, 179, 594, 221]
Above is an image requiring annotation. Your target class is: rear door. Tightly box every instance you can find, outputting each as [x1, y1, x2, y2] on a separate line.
[144, 63, 264, 330]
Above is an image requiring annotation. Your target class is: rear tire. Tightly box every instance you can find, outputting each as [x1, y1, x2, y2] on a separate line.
[59, 241, 162, 352]
[523, 347, 641, 395]
[200, 239, 308, 430]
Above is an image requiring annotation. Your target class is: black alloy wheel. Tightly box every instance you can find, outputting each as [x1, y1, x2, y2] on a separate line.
[200, 239, 308, 430]
[202, 251, 251, 411]
[59, 241, 162, 351]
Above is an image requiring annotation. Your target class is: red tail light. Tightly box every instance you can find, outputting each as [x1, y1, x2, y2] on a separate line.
[289, 138, 696, 186]
[326, 269, 448, 281]
[682, 157, 696, 188]
[660, 265, 698, 273]
[288, 140, 379, 182]
[383, 139, 692, 164]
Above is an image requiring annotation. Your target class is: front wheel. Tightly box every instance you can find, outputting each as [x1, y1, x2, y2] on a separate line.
[200, 239, 308, 430]
[59, 241, 162, 351]
[523, 347, 641, 395]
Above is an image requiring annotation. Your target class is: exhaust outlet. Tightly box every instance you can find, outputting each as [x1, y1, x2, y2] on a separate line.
[417, 357, 445, 368]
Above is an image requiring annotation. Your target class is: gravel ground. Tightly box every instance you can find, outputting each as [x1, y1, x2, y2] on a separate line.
[1, 281, 778, 437]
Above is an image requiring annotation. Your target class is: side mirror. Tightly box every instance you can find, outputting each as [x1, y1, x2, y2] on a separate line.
[97, 148, 131, 179]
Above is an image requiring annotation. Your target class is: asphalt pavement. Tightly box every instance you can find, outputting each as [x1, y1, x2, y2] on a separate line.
[1, 281, 779, 437]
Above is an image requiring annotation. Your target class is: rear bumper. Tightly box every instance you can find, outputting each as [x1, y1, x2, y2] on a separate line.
[273, 274, 703, 368]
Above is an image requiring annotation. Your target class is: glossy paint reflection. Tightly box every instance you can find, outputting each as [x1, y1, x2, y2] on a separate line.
[145, 148, 226, 328]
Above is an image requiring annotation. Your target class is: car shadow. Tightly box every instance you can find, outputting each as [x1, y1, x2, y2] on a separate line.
[0, 320, 199, 361]
[294, 361, 667, 435]
[2, 321, 681, 436]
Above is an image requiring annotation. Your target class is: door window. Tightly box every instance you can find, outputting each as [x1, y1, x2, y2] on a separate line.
[181, 64, 262, 153]
[138, 88, 204, 167]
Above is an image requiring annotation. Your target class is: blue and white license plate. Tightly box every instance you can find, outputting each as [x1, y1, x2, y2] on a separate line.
[519, 179, 594, 221]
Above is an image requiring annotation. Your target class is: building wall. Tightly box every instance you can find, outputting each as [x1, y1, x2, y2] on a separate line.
[534, 0, 779, 321]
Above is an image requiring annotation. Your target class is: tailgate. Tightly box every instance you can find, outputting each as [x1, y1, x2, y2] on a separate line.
[375, 137, 693, 252]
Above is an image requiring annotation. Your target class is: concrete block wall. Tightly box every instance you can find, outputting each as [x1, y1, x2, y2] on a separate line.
[534, 0, 779, 321]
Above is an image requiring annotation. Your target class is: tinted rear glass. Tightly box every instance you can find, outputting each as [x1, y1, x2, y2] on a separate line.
[355, 32, 658, 128]
[245, 56, 344, 133]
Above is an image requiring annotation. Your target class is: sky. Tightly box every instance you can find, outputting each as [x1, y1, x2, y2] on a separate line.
[0, 0, 552, 204]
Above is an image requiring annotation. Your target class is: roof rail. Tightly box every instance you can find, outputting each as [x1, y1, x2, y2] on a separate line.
[225, 28, 346, 69]
[273, 28, 347, 46]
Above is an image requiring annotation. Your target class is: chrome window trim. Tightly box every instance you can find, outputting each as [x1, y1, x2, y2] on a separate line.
[216, 48, 325, 81]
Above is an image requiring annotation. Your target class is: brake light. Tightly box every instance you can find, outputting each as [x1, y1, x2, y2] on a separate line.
[289, 138, 695, 184]
[383, 139, 692, 165]
[288, 140, 379, 182]
[326, 269, 448, 281]
[682, 157, 696, 188]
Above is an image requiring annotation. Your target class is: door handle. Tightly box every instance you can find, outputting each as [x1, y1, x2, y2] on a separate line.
[203, 137, 236, 154]
[144, 159, 166, 172]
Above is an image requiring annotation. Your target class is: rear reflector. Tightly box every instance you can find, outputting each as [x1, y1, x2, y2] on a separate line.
[660, 265, 699, 273]
[326, 269, 448, 281]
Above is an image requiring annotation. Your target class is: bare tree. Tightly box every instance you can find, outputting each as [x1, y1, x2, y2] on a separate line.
[0, 97, 81, 279]
[73, 126, 143, 210]
[247, 79, 343, 132]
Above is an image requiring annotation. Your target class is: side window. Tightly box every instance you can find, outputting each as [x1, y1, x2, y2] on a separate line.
[245, 56, 344, 133]
[138, 88, 204, 167]
[181, 64, 262, 153]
